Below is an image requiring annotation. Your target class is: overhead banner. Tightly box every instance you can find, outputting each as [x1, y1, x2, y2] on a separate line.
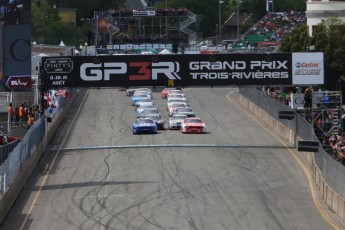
[41, 53, 324, 88]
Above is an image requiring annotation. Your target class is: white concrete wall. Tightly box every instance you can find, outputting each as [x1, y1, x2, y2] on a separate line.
[306, 1, 345, 35]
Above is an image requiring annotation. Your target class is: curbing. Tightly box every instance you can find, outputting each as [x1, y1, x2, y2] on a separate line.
[239, 93, 345, 222]
[0, 90, 79, 224]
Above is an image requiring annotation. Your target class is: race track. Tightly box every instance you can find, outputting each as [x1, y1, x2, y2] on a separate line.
[1, 87, 344, 230]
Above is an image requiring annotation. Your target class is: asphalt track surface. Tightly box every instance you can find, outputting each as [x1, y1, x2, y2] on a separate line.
[1, 87, 345, 230]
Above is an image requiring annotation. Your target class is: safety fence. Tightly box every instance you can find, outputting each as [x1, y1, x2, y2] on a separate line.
[0, 88, 77, 192]
[239, 86, 345, 199]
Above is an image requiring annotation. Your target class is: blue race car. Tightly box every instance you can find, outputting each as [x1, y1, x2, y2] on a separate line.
[131, 95, 151, 106]
[133, 118, 158, 134]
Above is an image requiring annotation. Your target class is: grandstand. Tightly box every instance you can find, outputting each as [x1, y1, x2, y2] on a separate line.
[93, 2, 199, 52]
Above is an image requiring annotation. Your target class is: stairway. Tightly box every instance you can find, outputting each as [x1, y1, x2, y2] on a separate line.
[180, 11, 197, 44]
[330, 109, 340, 135]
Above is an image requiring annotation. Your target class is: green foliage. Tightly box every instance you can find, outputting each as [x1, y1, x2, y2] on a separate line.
[310, 17, 345, 76]
[283, 16, 345, 77]
[32, 0, 125, 45]
[280, 24, 309, 52]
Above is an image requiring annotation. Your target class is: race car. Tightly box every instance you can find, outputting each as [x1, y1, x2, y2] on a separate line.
[169, 114, 187, 130]
[132, 118, 157, 134]
[142, 113, 165, 130]
[134, 98, 154, 107]
[126, 89, 136, 96]
[173, 107, 195, 117]
[168, 102, 187, 116]
[161, 87, 177, 99]
[135, 88, 152, 97]
[137, 107, 160, 118]
[136, 103, 156, 112]
[167, 89, 183, 97]
[167, 94, 187, 102]
[131, 95, 151, 106]
[181, 117, 207, 134]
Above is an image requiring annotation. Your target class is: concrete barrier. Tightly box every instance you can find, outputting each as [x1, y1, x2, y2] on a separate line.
[238, 93, 345, 222]
[0, 90, 79, 224]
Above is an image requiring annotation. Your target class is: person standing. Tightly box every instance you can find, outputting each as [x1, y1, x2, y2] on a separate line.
[304, 87, 313, 109]
[26, 113, 34, 130]
[19, 104, 24, 125]
[14, 107, 19, 127]
[7, 103, 14, 126]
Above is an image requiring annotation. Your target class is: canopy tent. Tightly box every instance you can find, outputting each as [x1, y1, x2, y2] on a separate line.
[159, 49, 171, 54]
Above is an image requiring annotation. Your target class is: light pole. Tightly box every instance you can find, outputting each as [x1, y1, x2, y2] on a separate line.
[236, 0, 240, 40]
[219, 0, 224, 44]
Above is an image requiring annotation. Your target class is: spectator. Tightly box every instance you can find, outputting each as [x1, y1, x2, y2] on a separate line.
[14, 107, 19, 127]
[7, 103, 14, 126]
[19, 104, 24, 125]
[26, 113, 34, 130]
[304, 87, 312, 109]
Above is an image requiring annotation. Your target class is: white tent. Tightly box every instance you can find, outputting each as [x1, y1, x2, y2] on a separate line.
[159, 49, 171, 54]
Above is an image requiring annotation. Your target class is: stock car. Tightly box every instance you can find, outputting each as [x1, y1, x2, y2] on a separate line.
[167, 94, 186, 101]
[167, 89, 183, 97]
[134, 98, 154, 107]
[173, 107, 195, 117]
[169, 114, 187, 130]
[132, 118, 157, 134]
[126, 89, 136, 96]
[135, 88, 152, 96]
[168, 102, 187, 116]
[136, 103, 156, 113]
[137, 107, 160, 118]
[133, 91, 152, 100]
[142, 113, 165, 130]
[131, 95, 151, 106]
[181, 117, 207, 134]
[161, 88, 177, 99]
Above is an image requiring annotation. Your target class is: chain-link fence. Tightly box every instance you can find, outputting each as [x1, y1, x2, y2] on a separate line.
[239, 86, 345, 198]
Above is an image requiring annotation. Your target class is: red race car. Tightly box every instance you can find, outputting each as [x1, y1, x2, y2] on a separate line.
[161, 88, 177, 99]
[181, 117, 207, 134]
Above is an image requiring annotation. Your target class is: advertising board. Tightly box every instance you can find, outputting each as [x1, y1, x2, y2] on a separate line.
[41, 53, 324, 89]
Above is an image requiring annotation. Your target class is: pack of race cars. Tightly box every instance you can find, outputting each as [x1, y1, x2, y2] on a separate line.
[127, 87, 207, 134]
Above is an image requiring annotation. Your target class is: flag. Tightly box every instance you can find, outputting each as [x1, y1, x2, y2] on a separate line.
[266, 0, 269, 12]
[47, 90, 57, 113]
[55, 90, 70, 100]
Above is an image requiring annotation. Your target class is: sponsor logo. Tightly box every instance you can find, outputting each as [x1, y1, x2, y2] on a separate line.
[295, 62, 320, 68]
[5, 75, 32, 88]
[190, 72, 289, 80]
[295, 62, 321, 75]
[79, 62, 181, 81]
[295, 69, 321, 75]
[44, 58, 73, 73]
[189, 60, 288, 70]
[80, 62, 127, 81]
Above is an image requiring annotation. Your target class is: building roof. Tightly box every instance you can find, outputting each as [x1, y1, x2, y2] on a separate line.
[32, 44, 74, 56]
[223, 12, 250, 27]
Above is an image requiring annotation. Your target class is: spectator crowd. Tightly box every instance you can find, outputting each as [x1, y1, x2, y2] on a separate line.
[7, 102, 41, 130]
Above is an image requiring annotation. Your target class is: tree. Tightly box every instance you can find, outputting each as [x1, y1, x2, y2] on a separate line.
[310, 17, 345, 78]
[280, 23, 309, 52]
[281, 17, 345, 84]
